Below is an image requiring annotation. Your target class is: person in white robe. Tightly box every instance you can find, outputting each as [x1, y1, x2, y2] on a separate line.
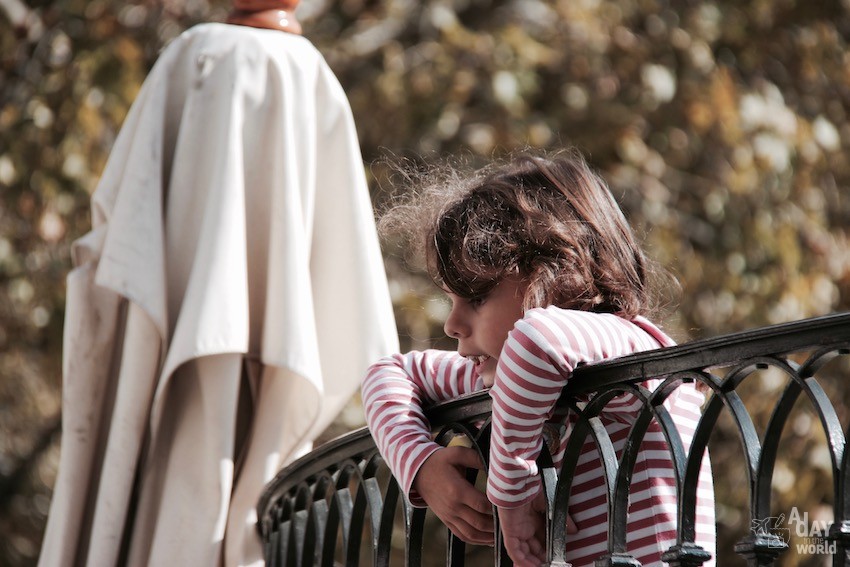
[39, 21, 398, 567]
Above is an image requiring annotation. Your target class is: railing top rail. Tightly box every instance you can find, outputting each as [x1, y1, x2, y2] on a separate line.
[566, 311, 850, 394]
[427, 312, 850, 424]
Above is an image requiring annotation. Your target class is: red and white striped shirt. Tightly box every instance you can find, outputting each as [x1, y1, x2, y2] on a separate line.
[363, 308, 716, 566]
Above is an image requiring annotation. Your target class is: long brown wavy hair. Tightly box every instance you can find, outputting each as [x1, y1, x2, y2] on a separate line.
[379, 149, 675, 318]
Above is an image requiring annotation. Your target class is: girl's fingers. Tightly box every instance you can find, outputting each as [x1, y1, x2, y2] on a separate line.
[459, 498, 494, 527]
[528, 535, 545, 560]
[505, 536, 544, 567]
[446, 506, 495, 545]
[447, 520, 493, 545]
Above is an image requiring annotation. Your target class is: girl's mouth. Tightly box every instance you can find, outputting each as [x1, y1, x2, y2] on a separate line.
[465, 354, 490, 366]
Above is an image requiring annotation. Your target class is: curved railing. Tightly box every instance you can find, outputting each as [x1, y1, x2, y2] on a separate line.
[257, 313, 850, 566]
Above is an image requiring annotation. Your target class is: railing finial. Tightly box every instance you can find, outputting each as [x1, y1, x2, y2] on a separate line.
[227, 0, 302, 34]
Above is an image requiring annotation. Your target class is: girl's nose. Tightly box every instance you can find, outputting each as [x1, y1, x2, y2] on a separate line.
[444, 305, 470, 339]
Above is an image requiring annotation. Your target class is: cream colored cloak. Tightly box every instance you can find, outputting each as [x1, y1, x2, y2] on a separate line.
[39, 23, 398, 567]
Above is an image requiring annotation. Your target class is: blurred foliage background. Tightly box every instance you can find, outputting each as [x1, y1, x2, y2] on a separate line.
[1, 0, 849, 565]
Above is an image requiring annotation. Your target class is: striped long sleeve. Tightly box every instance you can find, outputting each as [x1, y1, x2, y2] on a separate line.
[486, 308, 667, 507]
[361, 350, 483, 505]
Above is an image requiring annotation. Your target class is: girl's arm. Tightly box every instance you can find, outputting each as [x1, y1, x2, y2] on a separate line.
[362, 350, 482, 502]
[486, 308, 663, 508]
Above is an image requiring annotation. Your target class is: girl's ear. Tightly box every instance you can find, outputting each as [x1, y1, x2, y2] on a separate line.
[518, 276, 538, 312]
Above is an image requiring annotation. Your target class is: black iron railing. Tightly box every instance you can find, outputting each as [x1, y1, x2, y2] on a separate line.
[257, 313, 850, 566]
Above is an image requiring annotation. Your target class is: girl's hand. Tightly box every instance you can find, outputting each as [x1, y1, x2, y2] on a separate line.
[412, 447, 494, 545]
[498, 489, 578, 566]
[498, 495, 547, 567]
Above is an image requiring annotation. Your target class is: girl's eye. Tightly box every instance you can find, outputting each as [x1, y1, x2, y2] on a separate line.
[467, 296, 486, 309]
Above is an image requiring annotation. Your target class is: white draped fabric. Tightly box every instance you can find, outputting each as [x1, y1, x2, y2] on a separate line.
[39, 23, 398, 567]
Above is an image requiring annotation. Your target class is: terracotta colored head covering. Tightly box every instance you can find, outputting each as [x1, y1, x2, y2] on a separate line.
[227, 0, 302, 34]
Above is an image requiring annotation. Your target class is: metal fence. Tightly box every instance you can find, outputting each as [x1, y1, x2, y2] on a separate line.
[257, 313, 850, 566]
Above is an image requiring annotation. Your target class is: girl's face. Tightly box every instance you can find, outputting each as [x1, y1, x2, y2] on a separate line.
[443, 277, 527, 387]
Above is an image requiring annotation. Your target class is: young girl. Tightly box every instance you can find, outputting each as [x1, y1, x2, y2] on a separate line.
[362, 150, 716, 567]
